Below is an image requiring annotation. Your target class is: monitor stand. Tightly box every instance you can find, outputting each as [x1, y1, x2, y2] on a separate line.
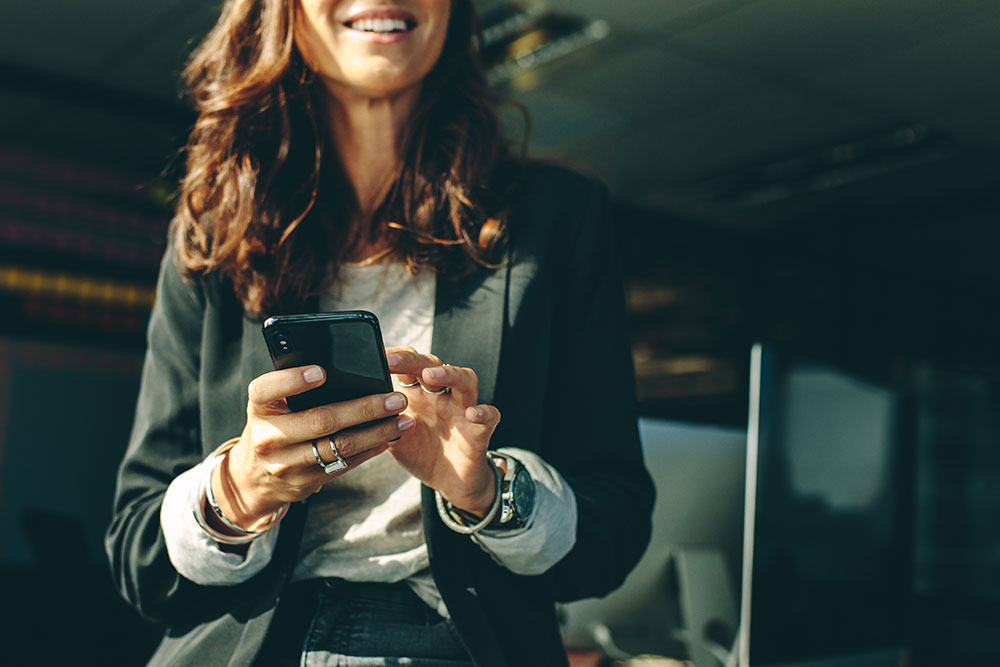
[676, 547, 739, 667]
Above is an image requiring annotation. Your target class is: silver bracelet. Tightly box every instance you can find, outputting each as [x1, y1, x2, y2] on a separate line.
[193, 440, 287, 545]
[193, 465, 258, 545]
[434, 457, 504, 535]
[205, 467, 259, 536]
[192, 505, 258, 546]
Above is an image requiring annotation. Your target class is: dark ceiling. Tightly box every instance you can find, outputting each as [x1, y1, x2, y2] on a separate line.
[1, 0, 997, 228]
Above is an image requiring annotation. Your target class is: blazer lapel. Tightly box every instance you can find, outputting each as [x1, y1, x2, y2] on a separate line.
[431, 264, 508, 406]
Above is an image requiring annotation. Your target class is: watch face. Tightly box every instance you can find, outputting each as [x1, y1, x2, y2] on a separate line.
[512, 469, 535, 519]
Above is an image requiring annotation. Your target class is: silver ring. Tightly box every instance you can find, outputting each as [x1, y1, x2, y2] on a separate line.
[421, 363, 451, 394]
[312, 437, 348, 474]
[399, 379, 421, 388]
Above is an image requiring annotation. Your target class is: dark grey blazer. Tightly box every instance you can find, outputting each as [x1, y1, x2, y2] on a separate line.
[105, 163, 655, 667]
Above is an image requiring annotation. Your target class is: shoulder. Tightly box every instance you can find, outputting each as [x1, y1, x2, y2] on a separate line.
[160, 244, 245, 319]
[156, 248, 206, 315]
[498, 160, 610, 243]
[153, 247, 249, 350]
[490, 160, 615, 283]
[505, 159, 607, 211]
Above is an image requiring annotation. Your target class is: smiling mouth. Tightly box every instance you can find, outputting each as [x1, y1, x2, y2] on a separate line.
[344, 18, 417, 34]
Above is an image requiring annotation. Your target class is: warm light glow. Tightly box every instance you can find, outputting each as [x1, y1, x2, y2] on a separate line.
[0, 264, 155, 308]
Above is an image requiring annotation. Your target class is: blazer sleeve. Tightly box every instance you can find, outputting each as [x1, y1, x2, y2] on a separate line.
[537, 177, 656, 601]
[104, 254, 240, 623]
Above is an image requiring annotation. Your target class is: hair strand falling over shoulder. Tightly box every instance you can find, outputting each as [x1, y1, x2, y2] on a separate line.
[171, 0, 525, 315]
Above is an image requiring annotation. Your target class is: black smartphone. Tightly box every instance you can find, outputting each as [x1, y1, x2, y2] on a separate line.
[262, 311, 393, 412]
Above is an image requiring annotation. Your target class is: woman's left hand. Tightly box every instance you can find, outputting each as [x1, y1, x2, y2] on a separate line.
[386, 347, 501, 517]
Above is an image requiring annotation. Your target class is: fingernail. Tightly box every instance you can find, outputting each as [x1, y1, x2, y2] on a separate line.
[474, 407, 485, 418]
[397, 415, 415, 431]
[303, 366, 323, 383]
[387, 353, 400, 365]
[426, 367, 446, 380]
[385, 393, 406, 411]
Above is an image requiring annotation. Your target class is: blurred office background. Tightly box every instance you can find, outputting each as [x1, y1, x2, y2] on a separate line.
[0, 0, 997, 664]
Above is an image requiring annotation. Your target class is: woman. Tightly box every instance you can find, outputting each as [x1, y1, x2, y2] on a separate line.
[106, 0, 654, 665]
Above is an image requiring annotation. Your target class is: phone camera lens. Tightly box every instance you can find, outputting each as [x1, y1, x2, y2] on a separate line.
[274, 331, 290, 351]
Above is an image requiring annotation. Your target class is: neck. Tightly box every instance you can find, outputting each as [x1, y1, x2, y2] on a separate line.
[320, 82, 420, 218]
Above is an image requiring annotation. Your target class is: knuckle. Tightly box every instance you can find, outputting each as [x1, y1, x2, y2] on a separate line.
[250, 425, 276, 457]
[427, 353, 442, 365]
[266, 461, 292, 479]
[360, 398, 378, 422]
[332, 433, 353, 457]
[390, 346, 416, 362]
[253, 439, 272, 458]
[247, 378, 264, 405]
[309, 407, 337, 435]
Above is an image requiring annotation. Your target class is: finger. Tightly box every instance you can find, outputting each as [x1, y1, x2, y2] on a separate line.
[457, 404, 501, 449]
[253, 392, 409, 454]
[346, 442, 390, 469]
[313, 443, 390, 483]
[312, 413, 416, 462]
[386, 347, 442, 385]
[465, 404, 501, 429]
[386, 346, 421, 387]
[422, 364, 478, 403]
[248, 366, 325, 414]
[301, 441, 392, 492]
[257, 440, 394, 502]
[394, 373, 422, 391]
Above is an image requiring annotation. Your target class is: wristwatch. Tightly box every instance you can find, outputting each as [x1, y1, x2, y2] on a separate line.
[486, 452, 535, 530]
[436, 452, 536, 534]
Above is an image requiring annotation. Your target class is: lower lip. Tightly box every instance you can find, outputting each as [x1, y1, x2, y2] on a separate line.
[343, 26, 416, 45]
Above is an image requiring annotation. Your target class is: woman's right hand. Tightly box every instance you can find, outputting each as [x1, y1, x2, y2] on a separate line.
[210, 365, 413, 533]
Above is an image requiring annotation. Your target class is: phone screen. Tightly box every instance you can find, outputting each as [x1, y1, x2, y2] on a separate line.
[262, 311, 393, 412]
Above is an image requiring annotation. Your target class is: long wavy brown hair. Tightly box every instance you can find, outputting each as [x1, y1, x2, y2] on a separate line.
[172, 0, 521, 314]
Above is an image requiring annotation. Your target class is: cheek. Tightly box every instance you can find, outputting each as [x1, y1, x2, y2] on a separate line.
[420, 17, 451, 75]
[294, 4, 334, 71]
[295, 20, 360, 86]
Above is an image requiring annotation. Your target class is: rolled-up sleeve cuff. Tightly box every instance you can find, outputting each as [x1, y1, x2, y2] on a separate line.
[471, 447, 577, 576]
[159, 454, 279, 586]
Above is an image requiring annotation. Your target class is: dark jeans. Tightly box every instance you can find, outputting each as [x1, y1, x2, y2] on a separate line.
[266, 579, 474, 667]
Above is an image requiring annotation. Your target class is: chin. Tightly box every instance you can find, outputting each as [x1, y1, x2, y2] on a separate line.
[340, 69, 423, 99]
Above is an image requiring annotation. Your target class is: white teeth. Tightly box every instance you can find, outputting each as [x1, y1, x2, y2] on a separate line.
[348, 18, 409, 33]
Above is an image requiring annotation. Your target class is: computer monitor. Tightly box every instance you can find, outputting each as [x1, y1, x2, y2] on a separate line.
[739, 344, 911, 667]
